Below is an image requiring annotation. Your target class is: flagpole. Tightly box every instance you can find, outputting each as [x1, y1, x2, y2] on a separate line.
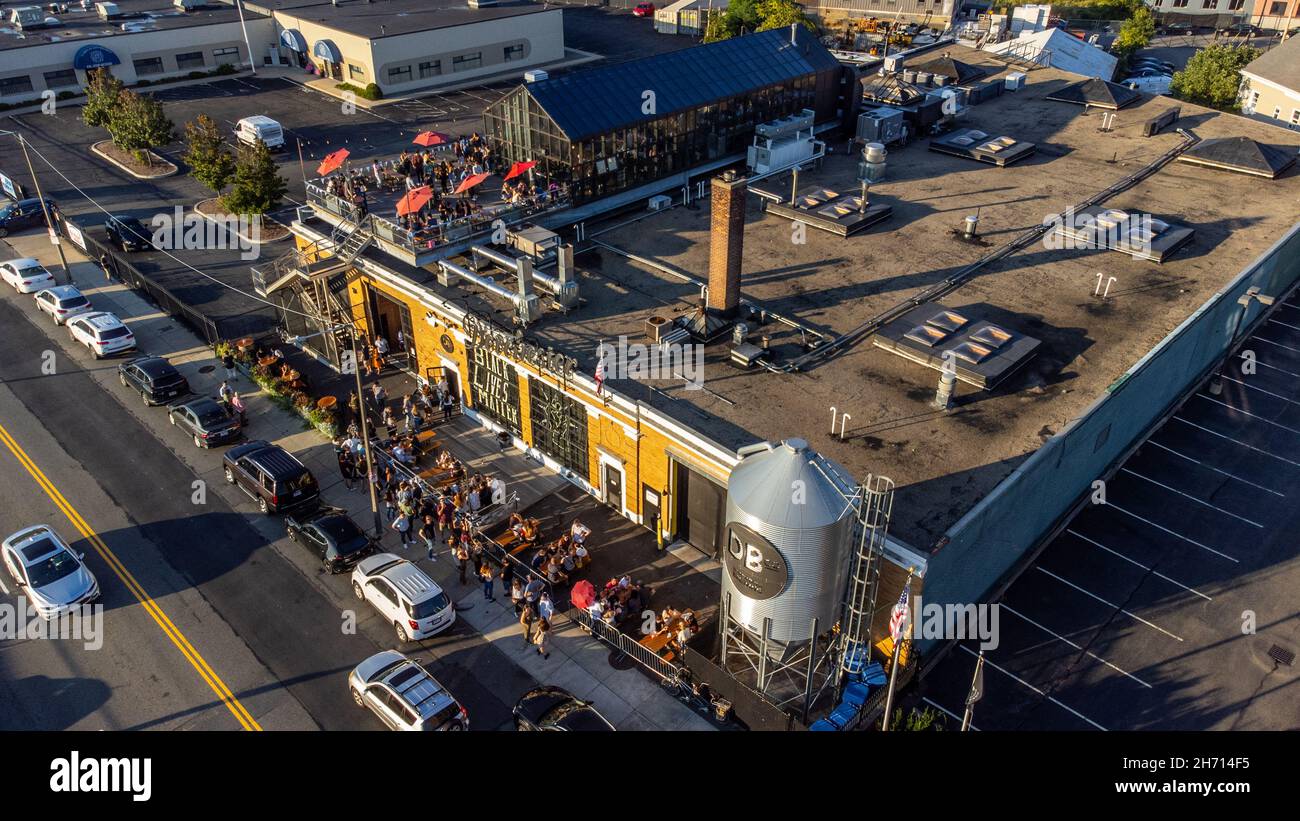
[881, 567, 914, 732]
[961, 650, 984, 732]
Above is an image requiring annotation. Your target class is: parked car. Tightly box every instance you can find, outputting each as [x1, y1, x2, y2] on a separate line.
[1, 257, 55, 293]
[1217, 23, 1260, 37]
[2, 525, 99, 620]
[1122, 68, 1172, 79]
[632, 2, 654, 16]
[168, 396, 242, 449]
[351, 553, 455, 643]
[222, 440, 320, 514]
[67, 311, 136, 358]
[1131, 59, 1176, 74]
[348, 650, 468, 731]
[104, 214, 154, 252]
[1160, 22, 1194, 35]
[118, 355, 190, 405]
[33, 285, 92, 325]
[513, 686, 616, 732]
[0, 198, 56, 238]
[286, 506, 378, 573]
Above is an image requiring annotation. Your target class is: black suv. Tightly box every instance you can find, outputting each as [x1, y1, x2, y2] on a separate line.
[223, 440, 320, 514]
[285, 506, 378, 573]
[0, 198, 56, 237]
[119, 356, 190, 406]
[513, 686, 616, 732]
[104, 215, 154, 252]
[168, 397, 242, 449]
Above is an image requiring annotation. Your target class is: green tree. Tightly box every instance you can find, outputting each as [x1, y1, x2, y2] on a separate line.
[753, 0, 817, 33]
[110, 90, 175, 166]
[1113, 5, 1156, 58]
[223, 141, 287, 216]
[81, 68, 125, 132]
[703, 0, 814, 42]
[183, 114, 236, 196]
[1171, 44, 1261, 110]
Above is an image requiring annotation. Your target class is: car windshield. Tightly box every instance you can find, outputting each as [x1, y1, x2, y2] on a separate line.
[197, 406, 231, 426]
[60, 295, 89, 308]
[99, 327, 131, 340]
[284, 472, 316, 492]
[26, 548, 80, 588]
[409, 592, 451, 620]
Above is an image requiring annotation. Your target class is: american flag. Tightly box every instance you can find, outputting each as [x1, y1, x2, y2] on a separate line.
[594, 345, 607, 397]
[889, 584, 911, 642]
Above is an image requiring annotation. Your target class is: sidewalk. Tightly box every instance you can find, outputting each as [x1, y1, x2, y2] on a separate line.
[8, 230, 713, 730]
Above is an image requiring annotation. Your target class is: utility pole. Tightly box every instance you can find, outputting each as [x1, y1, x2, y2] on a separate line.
[233, 0, 257, 76]
[14, 132, 70, 283]
[349, 326, 384, 539]
[961, 650, 984, 731]
[880, 567, 913, 731]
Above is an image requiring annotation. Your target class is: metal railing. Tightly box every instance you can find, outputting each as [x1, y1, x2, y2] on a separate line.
[568, 606, 686, 686]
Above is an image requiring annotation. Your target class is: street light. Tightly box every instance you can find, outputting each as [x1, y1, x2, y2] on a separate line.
[0, 128, 70, 282]
[288, 322, 383, 539]
[1208, 286, 1275, 396]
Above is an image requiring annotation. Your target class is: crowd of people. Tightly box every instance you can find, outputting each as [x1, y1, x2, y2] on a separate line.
[586, 575, 650, 628]
[317, 131, 568, 249]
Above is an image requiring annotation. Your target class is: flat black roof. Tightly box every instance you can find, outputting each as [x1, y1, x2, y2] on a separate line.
[245, 0, 555, 39]
[0, 1, 266, 51]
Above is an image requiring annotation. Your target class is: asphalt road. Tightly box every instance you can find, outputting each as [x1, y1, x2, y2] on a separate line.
[0, 246, 536, 730]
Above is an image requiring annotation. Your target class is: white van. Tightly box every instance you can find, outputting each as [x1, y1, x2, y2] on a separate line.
[234, 116, 286, 152]
[95, 2, 120, 20]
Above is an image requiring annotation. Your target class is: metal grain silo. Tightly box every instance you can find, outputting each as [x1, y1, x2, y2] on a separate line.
[721, 438, 857, 645]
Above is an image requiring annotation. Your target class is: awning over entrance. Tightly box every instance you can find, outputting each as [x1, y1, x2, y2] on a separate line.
[312, 39, 342, 63]
[280, 28, 308, 53]
[73, 43, 121, 70]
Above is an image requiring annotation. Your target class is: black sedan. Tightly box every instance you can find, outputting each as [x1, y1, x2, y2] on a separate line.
[104, 215, 154, 252]
[285, 507, 378, 573]
[167, 397, 242, 449]
[513, 686, 616, 732]
[118, 356, 190, 406]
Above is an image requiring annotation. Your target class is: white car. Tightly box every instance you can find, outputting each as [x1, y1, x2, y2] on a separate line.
[67, 311, 136, 358]
[2, 525, 99, 620]
[348, 650, 468, 731]
[34, 285, 93, 325]
[351, 553, 456, 644]
[1, 257, 55, 293]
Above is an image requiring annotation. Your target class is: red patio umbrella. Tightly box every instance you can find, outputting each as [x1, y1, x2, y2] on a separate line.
[396, 186, 433, 216]
[570, 580, 596, 610]
[503, 160, 537, 182]
[453, 172, 490, 195]
[316, 148, 350, 177]
[412, 130, 451, 147]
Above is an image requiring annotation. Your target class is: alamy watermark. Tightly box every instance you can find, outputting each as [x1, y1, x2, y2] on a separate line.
[150, 206, 260, 261]
[1043, 206, 1158, 255]
[595, 335, 704, 392]
[0, 597, 103, 650]
[908, 595, 1000, 651]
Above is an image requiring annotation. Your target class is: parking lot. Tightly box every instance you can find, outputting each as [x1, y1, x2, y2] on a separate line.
[920, 285, 1300, 731]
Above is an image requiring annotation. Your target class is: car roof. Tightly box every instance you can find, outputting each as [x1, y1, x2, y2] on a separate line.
[383, 661, 454, 718]
[515, 686, 613, 730]
[42, 285, 83, 299]
[4, 257, 41, 269]
[515, 687, 576, 725]
[239, 443, 308, 478]
[377, 558, 442, 603]
[2, 525, 67, 563]
[132, 356, 178, 377]
[179, 396, 224, 414]
[81, 312, 124, 329]
[241, 115, 279, 127]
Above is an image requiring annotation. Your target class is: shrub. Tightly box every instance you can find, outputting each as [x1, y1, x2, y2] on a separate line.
[213, 63, 237, 76]
[187, 71, 207, 80]
[56, 91, 78, 101]
[335, 82, 382, 101]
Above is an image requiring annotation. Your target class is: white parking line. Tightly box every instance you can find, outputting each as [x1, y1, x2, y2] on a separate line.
[1065, 528, 1212, 601]
[1268, 317, 1300, 332]
[959, 645, 1107, 731]
[1248, 358, 1300, 378]
[1106, 503, 1238, 563]
[1036, 567, 1185, 641]
[921, 697, 979, 731]
[1196, 393, 1300, 436]
[1171, 416, 1300, 469]
[1000, 604, 1152, 688]
[1219, 375, 1300, 408]
[1249, 335, 1300, 355]
[1146, 439, 1284, 497]
[1119, 467, 1263, 527]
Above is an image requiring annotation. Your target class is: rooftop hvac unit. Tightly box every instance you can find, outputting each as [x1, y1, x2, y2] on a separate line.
[523, 69, 548, 83]
[856, 107, 905, 145]
[645, 315, 674, 343]
[1005, 72, 1027, 91]
[648, 194, 672, 211]
[902, 70, 917, 84]
[883, 53, 905, 73]
[755, 109, 815, 140]
[915, 71, 932, 86]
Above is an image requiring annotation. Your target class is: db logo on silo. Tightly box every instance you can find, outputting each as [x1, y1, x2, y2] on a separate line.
[724, 523, 788, 600]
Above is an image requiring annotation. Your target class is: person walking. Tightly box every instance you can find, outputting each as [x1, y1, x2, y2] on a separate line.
[534, 619, 550, 659]
[480, 563, 494, 601]
[383, 486, 398, 522]
[523, 576, 544, 611]
[230, 392, 247, 427]
[337, 445, 357, 490]
[437, 497, 454, 544]
[538, 591, 554, 626]
[456, 542, 470, 585]
[420, 514, 439, 561]
[222, 351, 238, 382]
[519, 603, 536, 648]
[391, 512, 414, 548]
[218, 380, 234, 405]
[509, 577, 525, 616]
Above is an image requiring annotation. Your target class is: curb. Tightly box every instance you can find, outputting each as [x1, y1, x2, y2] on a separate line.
[91, 141, 178, 179]
[194, 199, 292, 246]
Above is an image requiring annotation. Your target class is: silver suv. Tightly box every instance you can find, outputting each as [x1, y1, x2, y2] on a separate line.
[351, 553, 456, 644]
[348, 650, 468, 731]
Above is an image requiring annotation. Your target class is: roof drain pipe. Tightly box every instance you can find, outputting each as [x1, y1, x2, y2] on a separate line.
[437, 258, 542, 324]
[471, 244, 579, 309]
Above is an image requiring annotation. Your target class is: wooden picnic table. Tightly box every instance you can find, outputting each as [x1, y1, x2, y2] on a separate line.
[639, 617, 685, 656]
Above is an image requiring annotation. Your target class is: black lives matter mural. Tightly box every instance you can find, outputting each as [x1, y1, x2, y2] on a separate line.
[528, 376, 589, 481]
[468, 345, 522, 435]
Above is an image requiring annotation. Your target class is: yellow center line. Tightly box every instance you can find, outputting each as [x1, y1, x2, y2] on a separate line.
[0, 422, 262, 731]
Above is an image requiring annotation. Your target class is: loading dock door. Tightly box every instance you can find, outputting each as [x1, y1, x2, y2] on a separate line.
[674, 460, 726, 559]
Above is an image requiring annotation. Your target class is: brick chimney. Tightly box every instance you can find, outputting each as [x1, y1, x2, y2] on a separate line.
[708, 171, 746, 316]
